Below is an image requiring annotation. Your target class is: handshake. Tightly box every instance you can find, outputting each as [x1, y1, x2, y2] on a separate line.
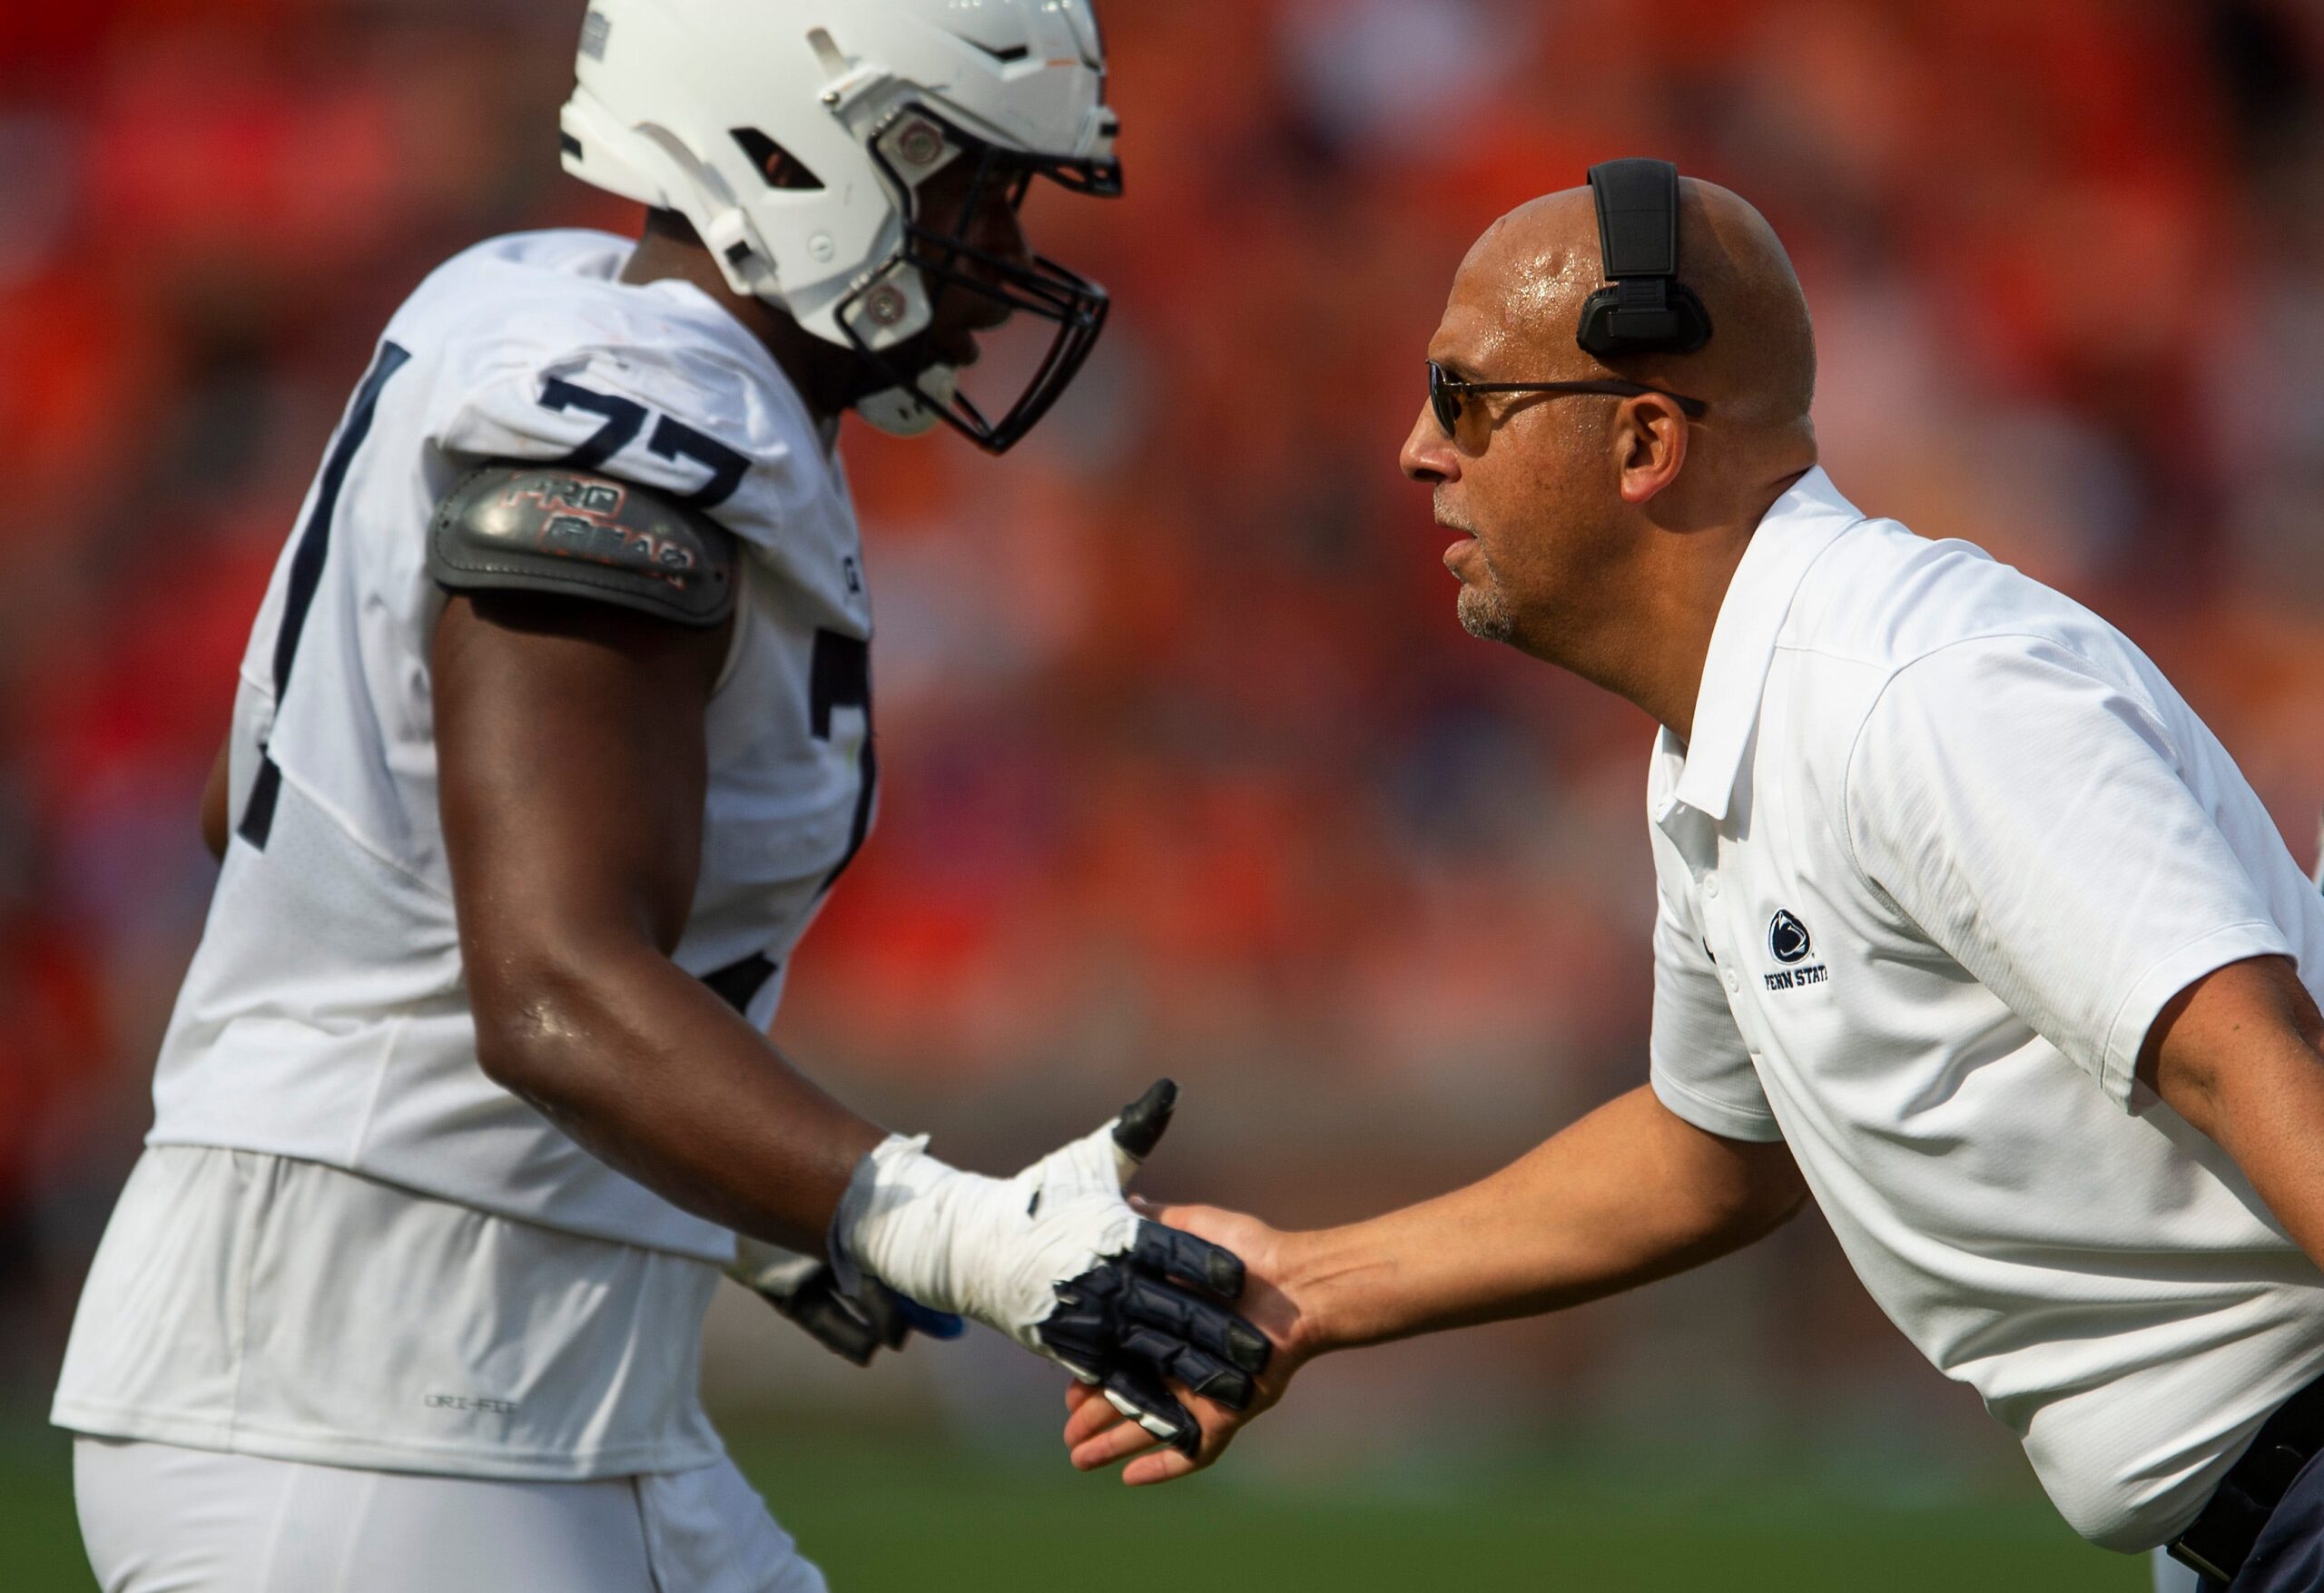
[728, 1080, 1298, 1480]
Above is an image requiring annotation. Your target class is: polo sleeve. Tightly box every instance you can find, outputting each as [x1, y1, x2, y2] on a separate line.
[1845, 638, 2291, 1107]
[1647, 824, 1782, 1143]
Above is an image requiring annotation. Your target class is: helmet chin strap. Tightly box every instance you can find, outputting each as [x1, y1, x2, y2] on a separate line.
[855, 362, 957, 438]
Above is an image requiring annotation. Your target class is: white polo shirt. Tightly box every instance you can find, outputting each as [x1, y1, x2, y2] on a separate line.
[1646, 467, 2324, 1551]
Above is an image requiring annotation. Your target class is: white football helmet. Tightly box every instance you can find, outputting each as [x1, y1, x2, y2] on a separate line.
[560, 0, 1120, 451]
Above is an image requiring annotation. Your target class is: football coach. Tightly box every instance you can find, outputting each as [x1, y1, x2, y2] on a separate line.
[1060, 162, 2324, 1592]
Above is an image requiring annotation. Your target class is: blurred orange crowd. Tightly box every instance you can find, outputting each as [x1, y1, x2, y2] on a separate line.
[4, 0, 2324, 1408]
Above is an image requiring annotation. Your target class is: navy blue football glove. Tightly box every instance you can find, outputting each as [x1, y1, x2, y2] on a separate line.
[1031, 1083, 1271, 1455]
[730, 1242, 963, 1367]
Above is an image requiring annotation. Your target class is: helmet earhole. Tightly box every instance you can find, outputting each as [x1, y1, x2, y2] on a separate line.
[731, 128, 825, 192]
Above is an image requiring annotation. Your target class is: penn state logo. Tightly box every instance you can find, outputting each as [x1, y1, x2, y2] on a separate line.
[1768, 910, 1812, 966]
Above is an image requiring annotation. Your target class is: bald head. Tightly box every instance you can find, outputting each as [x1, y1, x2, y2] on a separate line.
[1458, 178, 1816, 438]
[1402, 173, 1823, 733]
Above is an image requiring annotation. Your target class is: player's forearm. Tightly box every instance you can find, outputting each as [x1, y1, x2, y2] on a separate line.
[471, 937, 885, 1254]
[1281, 1085, 1804, 1352]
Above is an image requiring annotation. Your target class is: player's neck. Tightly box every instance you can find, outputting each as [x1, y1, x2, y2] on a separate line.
[619, 219, 861, 433]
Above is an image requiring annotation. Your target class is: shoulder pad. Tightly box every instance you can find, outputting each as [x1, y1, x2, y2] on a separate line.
[428, 464, 737, 628]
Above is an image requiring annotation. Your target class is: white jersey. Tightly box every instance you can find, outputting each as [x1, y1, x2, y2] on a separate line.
[54, 1146, 726, 1479]
[55, 232, 873, 1479]
[150, 230, 874, 1259]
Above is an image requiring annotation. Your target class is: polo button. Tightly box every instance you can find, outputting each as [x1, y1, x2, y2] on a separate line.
[1724, 970, 1740, 993]
[1703, 875, 1720, 898]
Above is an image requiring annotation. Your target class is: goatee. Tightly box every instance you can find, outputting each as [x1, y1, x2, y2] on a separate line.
[1456, 581, 1515, 644]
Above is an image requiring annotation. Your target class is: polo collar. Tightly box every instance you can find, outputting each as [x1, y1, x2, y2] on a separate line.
[1665, 466, 1865, 822]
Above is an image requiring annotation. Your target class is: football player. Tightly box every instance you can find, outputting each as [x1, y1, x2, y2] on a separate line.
[51, 4, 1265, 1589]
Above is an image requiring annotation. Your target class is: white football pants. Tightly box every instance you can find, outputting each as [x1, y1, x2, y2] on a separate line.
[74, 1437, 828, 1593]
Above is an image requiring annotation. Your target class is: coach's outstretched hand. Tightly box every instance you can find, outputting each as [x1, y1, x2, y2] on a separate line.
[1063, 1201, 1311, 1485]
[838, 1081, 1271, 1456]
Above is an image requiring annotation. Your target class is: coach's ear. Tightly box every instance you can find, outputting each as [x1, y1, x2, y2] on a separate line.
[1616, 391, 1690, 507]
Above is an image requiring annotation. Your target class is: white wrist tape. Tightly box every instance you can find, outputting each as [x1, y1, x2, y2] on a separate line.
[834, 1124, 1141, 1358]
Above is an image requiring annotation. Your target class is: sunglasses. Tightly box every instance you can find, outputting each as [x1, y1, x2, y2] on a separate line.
[1427, 360, 1709, 437]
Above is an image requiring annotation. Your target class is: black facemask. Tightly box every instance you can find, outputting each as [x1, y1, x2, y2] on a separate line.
[839, 103, 1121, 455]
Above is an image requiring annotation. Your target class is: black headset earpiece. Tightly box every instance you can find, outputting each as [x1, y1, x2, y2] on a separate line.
[1575, 158, 1712, 358]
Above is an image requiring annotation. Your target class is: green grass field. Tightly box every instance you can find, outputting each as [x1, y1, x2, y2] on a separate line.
[1, 1420, 2148, 1591]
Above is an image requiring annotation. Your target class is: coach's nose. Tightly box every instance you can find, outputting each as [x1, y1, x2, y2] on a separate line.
[1402, 402, 1458, 486]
